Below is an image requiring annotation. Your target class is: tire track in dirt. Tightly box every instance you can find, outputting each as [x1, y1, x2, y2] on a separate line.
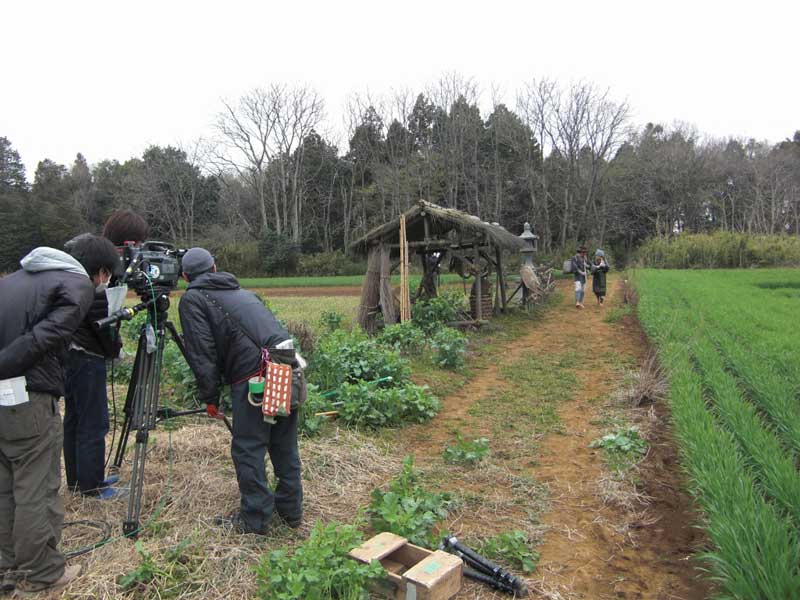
[404, 278, 711, 599]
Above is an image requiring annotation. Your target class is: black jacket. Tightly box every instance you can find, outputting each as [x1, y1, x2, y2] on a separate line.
[591, 261, 610, 294]
[178, 272, 290, 406]
[70, 290, 123, 358]
[0, 248, 94, 397]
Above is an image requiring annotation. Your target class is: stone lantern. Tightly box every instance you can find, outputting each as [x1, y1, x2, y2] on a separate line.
[519, 222, 539, 266]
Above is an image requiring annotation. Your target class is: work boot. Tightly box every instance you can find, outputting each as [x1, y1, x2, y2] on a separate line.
[213, 512, 268, 535]
[1, 570, 16, 595]
[278, 513, 302, 529]
[13, 564, 82, 597]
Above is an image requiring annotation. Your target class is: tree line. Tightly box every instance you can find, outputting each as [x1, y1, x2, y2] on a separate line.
[1, 75, 798, 273]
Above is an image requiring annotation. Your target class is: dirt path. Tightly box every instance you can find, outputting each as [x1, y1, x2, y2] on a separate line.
[406, 278, 710, 599]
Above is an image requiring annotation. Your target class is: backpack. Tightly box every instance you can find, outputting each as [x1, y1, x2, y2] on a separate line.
[562, 259, 574, 274]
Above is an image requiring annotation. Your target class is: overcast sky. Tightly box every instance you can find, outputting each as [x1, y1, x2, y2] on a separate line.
[2, 0, 797, 175]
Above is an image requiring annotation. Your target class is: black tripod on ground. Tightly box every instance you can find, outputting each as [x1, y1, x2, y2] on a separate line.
[97, 289, 231, 538]
[440, 536, 528, 596]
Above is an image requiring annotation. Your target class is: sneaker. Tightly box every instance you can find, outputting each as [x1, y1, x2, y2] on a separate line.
[13, 564, 82, 597]
[102, 474, 120, 486]
[96, 486, 128, 501]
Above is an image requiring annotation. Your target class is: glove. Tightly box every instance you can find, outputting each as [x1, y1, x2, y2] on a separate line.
[207, 404, 224, 419]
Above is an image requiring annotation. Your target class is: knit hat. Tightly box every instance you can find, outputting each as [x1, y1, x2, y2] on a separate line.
[595, 249, 605, 257]
[181, 247, 215, 276]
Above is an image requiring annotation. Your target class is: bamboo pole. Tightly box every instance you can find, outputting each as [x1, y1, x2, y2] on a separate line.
[399, 215, 411, 322]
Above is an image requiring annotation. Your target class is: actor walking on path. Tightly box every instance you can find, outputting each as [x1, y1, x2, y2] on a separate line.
[571, 246, 589, 309]
[591, 250, 610, 305]
[0, 244, 102, 596]
[178, 248, 306, 535]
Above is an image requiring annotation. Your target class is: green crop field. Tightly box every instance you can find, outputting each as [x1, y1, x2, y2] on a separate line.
[175, 273, 466, 289]
[635, 269, 800, 598]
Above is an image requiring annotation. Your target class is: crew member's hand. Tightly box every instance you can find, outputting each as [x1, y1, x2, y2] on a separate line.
[207, 403, 225, 420]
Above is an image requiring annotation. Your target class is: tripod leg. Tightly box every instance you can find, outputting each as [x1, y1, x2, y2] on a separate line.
[111, 330, 147, 473]
[123, 323, 167, 538]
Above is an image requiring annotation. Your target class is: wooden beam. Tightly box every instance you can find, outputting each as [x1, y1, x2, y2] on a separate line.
[474, 241, 482, 320]
[495, 246, 508, 312]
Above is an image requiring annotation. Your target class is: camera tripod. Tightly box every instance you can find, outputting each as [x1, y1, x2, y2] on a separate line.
[97, 289, 231, 538]
[440, 536, 528, 596]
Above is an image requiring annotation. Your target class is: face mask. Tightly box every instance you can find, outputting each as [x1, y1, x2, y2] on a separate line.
[96, 282, 108, 293]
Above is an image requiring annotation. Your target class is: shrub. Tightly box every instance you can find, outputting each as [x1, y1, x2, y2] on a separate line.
[411, 292, 465, 332]
[297, 251, 365, 276]
[259, 228, 300, 276]
[636, 232, 800, 269]
[369, 456, 451, 547]
[319, 310, 343, 333]
[210, 240, 262, 277]
[337, 382, 439, 428]
[254, 521, 384, 600]
[308, 329, 410, 391]
[430, 327, 467, 369]
[376, 321, 426, 355]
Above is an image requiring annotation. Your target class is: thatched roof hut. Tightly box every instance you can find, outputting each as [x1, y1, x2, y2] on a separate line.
[351, 200, 525, 257]
[351, 201, 523, 332]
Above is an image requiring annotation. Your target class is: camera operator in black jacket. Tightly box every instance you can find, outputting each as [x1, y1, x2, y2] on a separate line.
[63, 234, 128, 499]
[178, 248, 306, 535]
[0, 243, 104, 595]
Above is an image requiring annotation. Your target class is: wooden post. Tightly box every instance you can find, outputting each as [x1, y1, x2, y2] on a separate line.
[474, 241, 482, 320]
[495, 245, 508, 312]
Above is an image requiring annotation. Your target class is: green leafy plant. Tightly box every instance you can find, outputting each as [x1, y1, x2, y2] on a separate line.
[117, 540, 200, 597]
[254, 521, 384, 600]
[411, 292, 465, 333]
[478, 530, 539, 573]
[430, 327, 467, 369]
[309, 329, 410, 390]
[376, 321, 426, 355]
[298, 384, 329, 437]
[590, 427, 648, 455]
[337, 382, 439, 429]
[369, 456, 451, 547]
[443, 436, 490, 465]
[320, 310, 343, 333]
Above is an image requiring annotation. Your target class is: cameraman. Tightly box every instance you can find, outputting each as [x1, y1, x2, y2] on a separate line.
[0, 240, 114, 595]
[62, 235, 128, 499]
[178, 248, 305, 534]
[61, 210, 148, 500]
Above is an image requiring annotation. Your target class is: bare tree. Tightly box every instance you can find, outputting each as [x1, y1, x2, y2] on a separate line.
[211, 84, 324, 241]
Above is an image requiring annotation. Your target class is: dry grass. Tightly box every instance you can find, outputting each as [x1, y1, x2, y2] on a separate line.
[60, 424, 400, 599]
[613, 353, 667, 408]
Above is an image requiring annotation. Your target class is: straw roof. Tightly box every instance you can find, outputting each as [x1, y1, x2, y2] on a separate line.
[350, 200, 525, 256]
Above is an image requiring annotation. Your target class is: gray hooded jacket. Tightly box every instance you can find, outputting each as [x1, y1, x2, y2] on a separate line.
[0, 247, 94, 396]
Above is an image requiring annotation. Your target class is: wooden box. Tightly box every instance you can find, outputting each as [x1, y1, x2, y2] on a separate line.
[349, 532, 463, 600]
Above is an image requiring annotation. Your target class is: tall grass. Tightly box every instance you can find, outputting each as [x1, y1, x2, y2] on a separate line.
[636, 268, 800, 597]
[637, 232, 800, 268]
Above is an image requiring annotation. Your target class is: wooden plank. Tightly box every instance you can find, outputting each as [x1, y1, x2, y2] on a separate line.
[495, 246, 508, 312]
[349, 532, 408, 563]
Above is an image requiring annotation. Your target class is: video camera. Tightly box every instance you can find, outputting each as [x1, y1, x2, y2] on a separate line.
[118, 241, 186, 293]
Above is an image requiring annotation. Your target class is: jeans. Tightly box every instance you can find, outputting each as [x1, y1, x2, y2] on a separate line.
[63, 351, 110, 495]
[574, 280, 586, 303]
[230, 380, 303, 532]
